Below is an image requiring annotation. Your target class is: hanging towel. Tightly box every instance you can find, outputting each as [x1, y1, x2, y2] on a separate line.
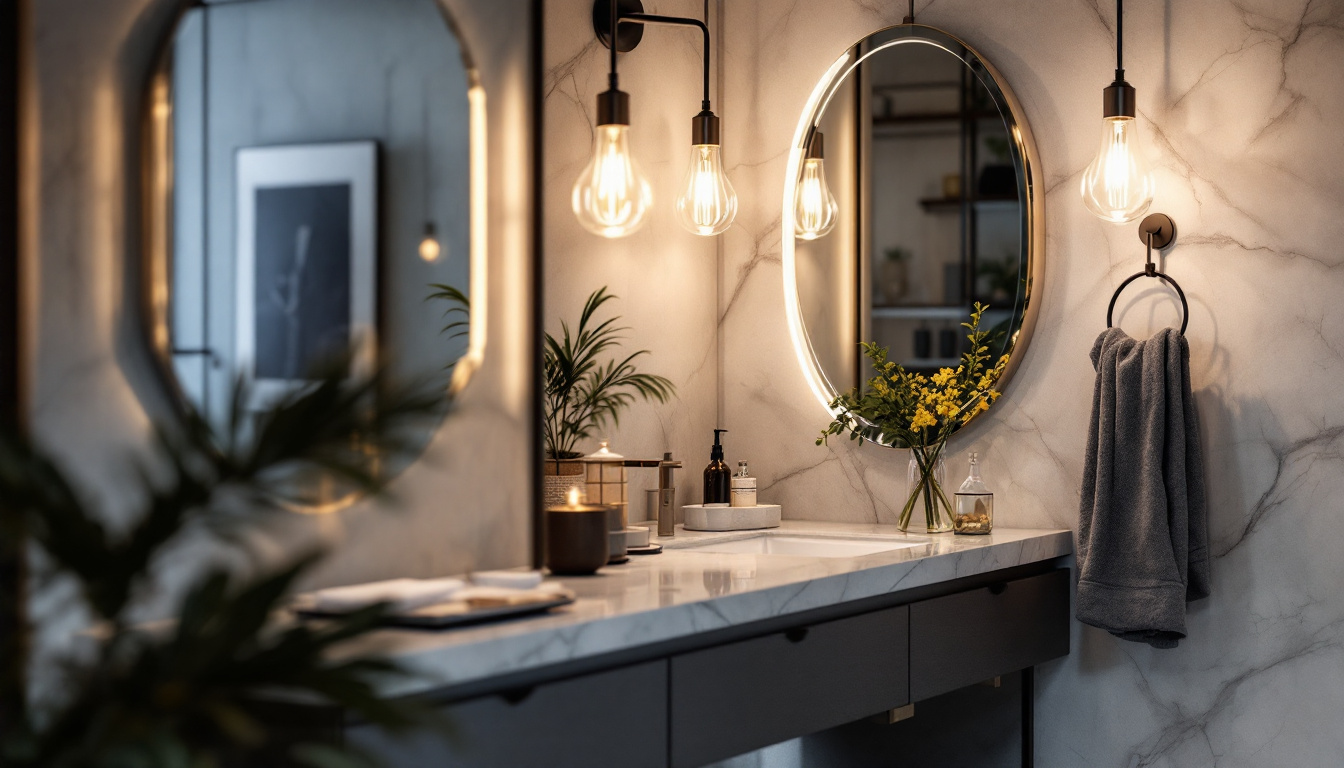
[1077, 327, 1210, 649]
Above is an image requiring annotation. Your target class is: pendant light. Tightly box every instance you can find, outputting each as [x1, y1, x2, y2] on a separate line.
[572, 1, 652, 238]
[418, 103, 444, 261]
[673, 0, 736, 236]
[579, 0, 735, 238]
[418, 222, 442, 262]
[674, 109, 737, 236]
[794, 130, 838, 240]
[1080, 0, 1154, 223]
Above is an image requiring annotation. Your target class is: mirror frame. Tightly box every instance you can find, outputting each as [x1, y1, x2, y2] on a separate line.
[783, 23, 1044, 440]
[139, 0, 490, 431]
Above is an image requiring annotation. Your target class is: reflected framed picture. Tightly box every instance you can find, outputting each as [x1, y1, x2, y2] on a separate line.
[235, 141, 378, 408]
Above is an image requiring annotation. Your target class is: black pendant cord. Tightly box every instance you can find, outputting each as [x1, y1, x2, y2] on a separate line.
[1102, 0, 1135, 118]
[1115, 0, 1124, 81]
[609, 0, 619, 90]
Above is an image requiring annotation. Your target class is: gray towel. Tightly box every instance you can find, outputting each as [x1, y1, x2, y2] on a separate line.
[1077, 327, 1210, 649]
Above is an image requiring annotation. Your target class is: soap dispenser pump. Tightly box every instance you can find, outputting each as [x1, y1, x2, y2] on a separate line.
[704, 429, 730, 505]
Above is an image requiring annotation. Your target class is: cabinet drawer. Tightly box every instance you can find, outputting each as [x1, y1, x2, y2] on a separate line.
[910, 568, 1069, 701]
[347, 660, 668, 768]
[670, 606, 908, 768]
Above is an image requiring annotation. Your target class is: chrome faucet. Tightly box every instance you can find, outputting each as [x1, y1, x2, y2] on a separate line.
[624, 452, 682, 537]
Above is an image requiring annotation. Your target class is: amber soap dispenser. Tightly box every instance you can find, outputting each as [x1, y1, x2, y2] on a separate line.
[703, 429, 731, 504]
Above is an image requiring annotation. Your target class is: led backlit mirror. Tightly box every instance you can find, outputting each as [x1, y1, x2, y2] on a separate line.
[142, 0, 482, 504]
[785, 24, 1043, 439]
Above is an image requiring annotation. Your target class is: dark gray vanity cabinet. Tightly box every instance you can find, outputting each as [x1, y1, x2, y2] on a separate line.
[669, 606, 909, 768]
[347, 660, 668, 768]
[909, 569, 1069, 701]
[338, 566, 1069, 768]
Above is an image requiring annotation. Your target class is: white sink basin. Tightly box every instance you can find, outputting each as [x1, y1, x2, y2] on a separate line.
[676, 534, 928, 558]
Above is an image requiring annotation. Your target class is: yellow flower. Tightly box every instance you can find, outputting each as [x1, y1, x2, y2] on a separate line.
[959, 397, 991, 424]
[931, 368, 956, 386]
[911, 407, 937, 430]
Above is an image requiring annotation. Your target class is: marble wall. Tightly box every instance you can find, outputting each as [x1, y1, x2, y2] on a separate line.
[547, 0, 1344, 763]
[543, 0, 722, 511]
[21, 0, 536, 659]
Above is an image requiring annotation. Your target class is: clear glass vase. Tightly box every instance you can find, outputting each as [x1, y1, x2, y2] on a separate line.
[901, 451, 953, 533]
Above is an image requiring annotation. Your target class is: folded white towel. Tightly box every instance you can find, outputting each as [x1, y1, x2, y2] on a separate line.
[471, 570, 544, 589]
[453, 582, 569, 603]
[296, 577, 465, 614]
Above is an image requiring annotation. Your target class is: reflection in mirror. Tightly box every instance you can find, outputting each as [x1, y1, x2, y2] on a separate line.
[788, 25, 1041, 438]
[145, 0, 479, 501]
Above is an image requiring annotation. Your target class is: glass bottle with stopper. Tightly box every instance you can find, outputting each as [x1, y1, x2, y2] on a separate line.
[953, 452, 994, 535]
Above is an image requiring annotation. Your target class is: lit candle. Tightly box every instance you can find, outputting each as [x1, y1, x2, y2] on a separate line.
[545, 486, 612, 576]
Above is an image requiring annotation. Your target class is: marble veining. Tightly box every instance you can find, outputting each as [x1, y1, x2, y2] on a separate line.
[334, 522, 1070, 697]
[538, 0, 1344, 763]
[710, 1, 1344, 765]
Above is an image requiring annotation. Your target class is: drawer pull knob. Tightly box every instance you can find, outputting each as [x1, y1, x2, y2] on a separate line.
[785, 627, 810, 644]
[988, 582, 1007, 595]
[500, 686, 535, 705]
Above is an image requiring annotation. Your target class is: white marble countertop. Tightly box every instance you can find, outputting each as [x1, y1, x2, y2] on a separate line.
[342, 522, 1072, 698]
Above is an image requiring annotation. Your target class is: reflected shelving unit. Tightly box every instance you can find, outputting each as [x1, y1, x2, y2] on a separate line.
[857, 45, 1020, 381]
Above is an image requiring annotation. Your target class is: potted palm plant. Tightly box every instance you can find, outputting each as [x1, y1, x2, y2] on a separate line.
[543, 287, 674, 506]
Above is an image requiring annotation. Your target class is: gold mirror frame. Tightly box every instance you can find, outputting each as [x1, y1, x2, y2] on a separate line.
[782, 23, 1044, 443]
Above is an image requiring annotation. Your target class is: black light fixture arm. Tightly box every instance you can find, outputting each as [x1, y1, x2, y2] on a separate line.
[618, 13, 712, 112]
[595, 0, 719, 143]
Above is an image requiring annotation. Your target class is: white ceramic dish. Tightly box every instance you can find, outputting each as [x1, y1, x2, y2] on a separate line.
[624, 526, 650, 547]
[682, 504, 782, 532]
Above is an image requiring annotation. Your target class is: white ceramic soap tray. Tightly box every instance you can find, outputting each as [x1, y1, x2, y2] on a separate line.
[682, 504, 782, 532]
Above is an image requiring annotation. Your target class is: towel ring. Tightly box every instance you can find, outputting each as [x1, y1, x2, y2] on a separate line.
[1106, 213, 1188, 335]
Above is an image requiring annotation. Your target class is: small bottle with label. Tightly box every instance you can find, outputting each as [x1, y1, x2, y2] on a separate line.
[730, 461, 757, 508]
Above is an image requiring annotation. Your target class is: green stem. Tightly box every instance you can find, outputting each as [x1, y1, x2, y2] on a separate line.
[900, 448, 929, 531]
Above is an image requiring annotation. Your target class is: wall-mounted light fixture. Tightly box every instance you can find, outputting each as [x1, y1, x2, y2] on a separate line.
[793, 131, 838, 240]
[1080, 0, 1154, 223]
[573, 0, 736, 238]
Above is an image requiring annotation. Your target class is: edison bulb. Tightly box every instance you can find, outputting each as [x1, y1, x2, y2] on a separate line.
[572, 124, 652, 238]
[794, 156, 838, 240]
[1080, 116, 1154, 223]
[418, 228, 441, 262]
[675, 144, 737, 236]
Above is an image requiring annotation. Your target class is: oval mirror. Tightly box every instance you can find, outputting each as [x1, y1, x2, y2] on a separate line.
[785, 24, 1043, 441]
[142, 0, 481, 504]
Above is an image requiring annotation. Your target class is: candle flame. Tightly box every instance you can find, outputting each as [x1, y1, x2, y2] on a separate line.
[568, 487, 580, 506]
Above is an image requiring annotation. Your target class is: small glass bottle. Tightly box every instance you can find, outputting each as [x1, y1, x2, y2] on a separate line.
[953, 452, 994, 535]
[730, 461, 757, 507]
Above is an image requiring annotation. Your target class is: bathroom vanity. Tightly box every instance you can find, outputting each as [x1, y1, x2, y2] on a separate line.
[307, 524, 1072, 767]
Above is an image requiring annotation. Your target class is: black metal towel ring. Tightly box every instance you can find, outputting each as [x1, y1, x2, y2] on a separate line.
[1106, 213, 1188, 335]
